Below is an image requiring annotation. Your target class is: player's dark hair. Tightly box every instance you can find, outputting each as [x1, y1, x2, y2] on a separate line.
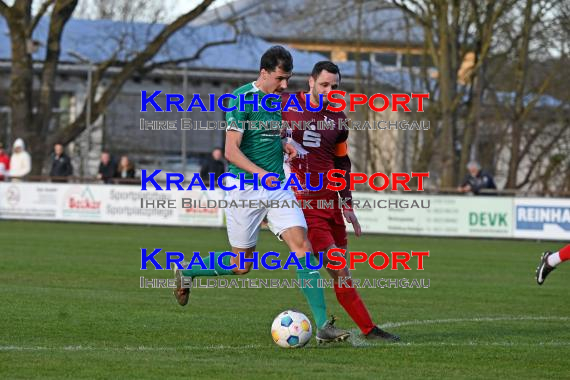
[260, 46, 293, 73]
[311, 61, 341, 83]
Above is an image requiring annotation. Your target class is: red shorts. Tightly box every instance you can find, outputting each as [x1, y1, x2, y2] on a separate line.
[302, 201, 347, 253]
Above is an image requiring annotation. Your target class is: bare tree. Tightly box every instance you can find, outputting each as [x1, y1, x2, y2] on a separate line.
[498, 0, 569, 189]
[74, 0, 167, 21]
[0, 0, 238, 174]
[391, 0, 518, 188]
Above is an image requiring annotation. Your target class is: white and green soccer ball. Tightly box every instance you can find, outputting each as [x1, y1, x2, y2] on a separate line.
[271, 310, 312, 348]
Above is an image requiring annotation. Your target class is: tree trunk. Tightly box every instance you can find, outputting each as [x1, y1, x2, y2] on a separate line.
[6, 3, 34, 151]
[34, 0, 78, 174]
[505, 0, 533, 189]
[437, 2, 457, 187]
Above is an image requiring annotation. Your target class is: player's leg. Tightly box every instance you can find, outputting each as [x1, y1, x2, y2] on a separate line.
[278, 226, 349, 343]
[267, 190, 349, 343]
[173, 184, 266, 305]
[310, 206, 399, 341]
[173, 245, 257, 306]
[179, 204, 265, 277]
[325, 243, 399, 341]
[304, 208, 374, 333]
[536, 244, 570, 285]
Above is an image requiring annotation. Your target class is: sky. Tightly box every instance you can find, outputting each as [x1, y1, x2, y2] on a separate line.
[3, 0, 236, 23]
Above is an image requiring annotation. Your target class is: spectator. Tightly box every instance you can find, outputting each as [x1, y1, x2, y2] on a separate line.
[200, 147, 226, 186]
[9, 138, 31, 181]
[49, 143, 73, 182]
[458, 161, 497, 195]
[0, 143, 9, 181]
[97, 151, 116, 184]
[117, 155, 136, 181]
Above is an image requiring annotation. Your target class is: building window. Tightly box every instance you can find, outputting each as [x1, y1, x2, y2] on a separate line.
[347, 52, 372, 62]
[374, 53, 398, 66]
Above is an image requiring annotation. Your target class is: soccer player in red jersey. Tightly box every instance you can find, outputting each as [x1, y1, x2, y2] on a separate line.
[282, 61, 400, 341]
[536, 244, 570, 285]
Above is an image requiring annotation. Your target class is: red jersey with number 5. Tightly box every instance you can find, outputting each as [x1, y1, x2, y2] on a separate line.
[281, 92, 351, 201]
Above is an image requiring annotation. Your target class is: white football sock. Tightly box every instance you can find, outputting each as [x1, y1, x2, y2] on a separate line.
[547, 252, 561, 267]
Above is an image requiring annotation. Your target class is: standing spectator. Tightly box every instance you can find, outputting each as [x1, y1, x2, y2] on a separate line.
[0, 143, 10, 181]
[117, 155, 136, 181]
[97, 151, 116, 184]
[9, 138, 31, 181]
[457, 161, 497, 195]
[49, 143, 73, 182]
[200, 147, 226, 186]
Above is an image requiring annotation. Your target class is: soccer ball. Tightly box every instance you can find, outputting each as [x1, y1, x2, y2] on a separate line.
[271, 310, 312, 348]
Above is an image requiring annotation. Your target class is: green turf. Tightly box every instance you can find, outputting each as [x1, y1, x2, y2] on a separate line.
[0, 220, 569, 379]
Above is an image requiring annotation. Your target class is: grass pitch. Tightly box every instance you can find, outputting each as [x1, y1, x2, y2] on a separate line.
[0, 220, 569, 379]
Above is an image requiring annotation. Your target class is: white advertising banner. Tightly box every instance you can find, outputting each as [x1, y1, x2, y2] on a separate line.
[513, 198, 570, 240]
[1, 182, 568, 240]
[0, 182, 60, 220]
[0, 182, 225, 227]
[352, 194, 514, 238]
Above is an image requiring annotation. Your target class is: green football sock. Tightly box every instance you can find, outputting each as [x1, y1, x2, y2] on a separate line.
[296, 254, 328, 329]
[181, 251, 236, 277]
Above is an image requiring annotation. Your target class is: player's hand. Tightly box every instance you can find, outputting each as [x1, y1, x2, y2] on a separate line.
[343, 209, 362, 237]
[283, 142, 297, 162]
[259, 170, 277, 188]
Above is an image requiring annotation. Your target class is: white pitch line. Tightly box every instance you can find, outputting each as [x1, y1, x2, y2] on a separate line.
[390, 342, 570, 347]
[1, 316, 568, 352]
[2, 341, 569, 352]
[379, 315, 570, 329]
[0, 344, 265, 352]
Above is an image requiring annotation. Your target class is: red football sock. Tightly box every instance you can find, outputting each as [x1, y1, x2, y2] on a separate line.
[334, 279, 376, 335]
[559, 244, 570, 262]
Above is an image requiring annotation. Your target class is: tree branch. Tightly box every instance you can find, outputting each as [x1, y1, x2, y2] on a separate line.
[52, 0, 218, 146]
[0, 1, 10, 17]
[138, 29, 238, 75]
[27, 0, 56, 37]
[392, 1, 430, 28]
[516, 123, 570, 188]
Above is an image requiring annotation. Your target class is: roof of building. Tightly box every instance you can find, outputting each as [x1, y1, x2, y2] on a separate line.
[0, 13, 562, 107]
[0, 16, 328, 74]
[0, 14, 423, 90]
[193, 0, 425, 46]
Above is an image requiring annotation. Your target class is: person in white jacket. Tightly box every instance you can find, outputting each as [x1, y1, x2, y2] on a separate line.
[9, 138, 31, 181]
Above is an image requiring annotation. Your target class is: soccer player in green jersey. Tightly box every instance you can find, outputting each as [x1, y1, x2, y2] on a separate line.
[173, 46, 349, 344]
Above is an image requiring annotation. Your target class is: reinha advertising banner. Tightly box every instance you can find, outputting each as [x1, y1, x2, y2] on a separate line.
[0, 182, 568, 241]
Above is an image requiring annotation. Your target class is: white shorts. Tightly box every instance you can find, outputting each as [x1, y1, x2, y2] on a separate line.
[224, 177, 307, 248]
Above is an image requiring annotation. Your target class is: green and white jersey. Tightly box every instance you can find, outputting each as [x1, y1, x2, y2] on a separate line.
[226, 82, 285, 181]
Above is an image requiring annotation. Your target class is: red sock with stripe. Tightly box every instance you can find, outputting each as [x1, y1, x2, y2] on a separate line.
[333, 279, 376, 335]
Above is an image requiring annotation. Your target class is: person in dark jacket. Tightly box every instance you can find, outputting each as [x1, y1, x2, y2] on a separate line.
[117, 155, 136, 182]
[200, 148, 226, 186]
[458, 161, 497, 195]
[49, 143, 73, 182]
[97, 151, 116, 184]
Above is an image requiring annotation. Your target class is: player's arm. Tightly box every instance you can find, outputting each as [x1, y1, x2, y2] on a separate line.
[334, 127, 362, 236]
[225, 131, 271, 180]
[224, 94, 271, 180]
[334, 143, 352, 205]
